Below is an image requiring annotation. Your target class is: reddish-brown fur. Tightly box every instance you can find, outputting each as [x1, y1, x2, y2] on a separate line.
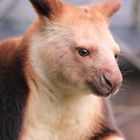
[0, 0, 125, 140]
[0, 37, 21, 64]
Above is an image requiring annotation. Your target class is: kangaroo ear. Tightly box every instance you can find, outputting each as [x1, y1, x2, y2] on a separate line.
[29, 0, 62, 18]
[103, 0, 122, 17]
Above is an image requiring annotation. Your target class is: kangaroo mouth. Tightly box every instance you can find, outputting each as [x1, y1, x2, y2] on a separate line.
[86, 82, 111, 97]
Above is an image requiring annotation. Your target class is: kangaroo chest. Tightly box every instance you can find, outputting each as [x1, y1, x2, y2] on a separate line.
[21, 94, 103, 140]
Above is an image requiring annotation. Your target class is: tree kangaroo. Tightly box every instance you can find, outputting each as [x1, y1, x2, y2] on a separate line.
[0, 0, 124, 140]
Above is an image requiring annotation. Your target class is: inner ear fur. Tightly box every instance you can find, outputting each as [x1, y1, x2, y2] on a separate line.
[29, 0, 62, 18]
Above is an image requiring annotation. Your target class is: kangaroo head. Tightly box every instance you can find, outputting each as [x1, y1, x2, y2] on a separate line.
[27, 0, 122, 97]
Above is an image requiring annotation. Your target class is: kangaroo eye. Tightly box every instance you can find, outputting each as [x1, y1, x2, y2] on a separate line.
[78, 48, 89, 57]
[115, 54, 118, 59]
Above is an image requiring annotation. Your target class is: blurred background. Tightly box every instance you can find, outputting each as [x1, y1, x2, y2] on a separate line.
[0, 0, 140, 139]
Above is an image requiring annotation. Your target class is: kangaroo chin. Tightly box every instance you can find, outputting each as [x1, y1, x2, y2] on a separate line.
[0, 0, 125, 140]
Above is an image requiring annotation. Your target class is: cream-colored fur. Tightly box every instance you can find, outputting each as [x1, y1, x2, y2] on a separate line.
[21, 77, 104, 140]
[20, 0, 124, 140]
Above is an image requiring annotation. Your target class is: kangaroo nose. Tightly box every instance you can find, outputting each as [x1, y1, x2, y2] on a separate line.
[101, 71, 122, 94]
[103, 74, 113, 88]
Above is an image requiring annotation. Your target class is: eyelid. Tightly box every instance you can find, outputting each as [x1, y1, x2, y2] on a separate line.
[75, 47, 96, 58]
[75, 47, 89, 51]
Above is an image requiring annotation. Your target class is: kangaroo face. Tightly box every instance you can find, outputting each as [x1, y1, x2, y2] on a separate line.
[29, 0, 122, 97]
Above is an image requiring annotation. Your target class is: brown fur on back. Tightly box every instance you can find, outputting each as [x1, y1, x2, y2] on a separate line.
[0, 37, 22, 65]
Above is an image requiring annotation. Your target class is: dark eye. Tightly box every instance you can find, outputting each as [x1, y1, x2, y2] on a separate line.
[115, 54, 118, 59]
[78, 48, 89, 57]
